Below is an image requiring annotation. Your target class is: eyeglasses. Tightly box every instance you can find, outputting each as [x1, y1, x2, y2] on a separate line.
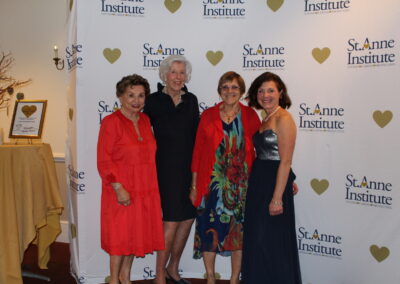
[221, 85, 240, 92]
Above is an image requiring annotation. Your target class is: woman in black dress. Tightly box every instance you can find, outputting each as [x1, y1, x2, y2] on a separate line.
[242, 72, 302, 284]
[144, 55, 199, 284]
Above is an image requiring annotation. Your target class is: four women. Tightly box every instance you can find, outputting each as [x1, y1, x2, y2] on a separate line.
[97, 58, 301, 282]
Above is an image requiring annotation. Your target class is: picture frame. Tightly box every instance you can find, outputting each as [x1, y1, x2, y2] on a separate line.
[9, 100, 47, 139]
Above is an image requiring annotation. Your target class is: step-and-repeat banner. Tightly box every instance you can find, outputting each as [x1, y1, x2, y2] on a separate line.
[65, 1, 399, 283]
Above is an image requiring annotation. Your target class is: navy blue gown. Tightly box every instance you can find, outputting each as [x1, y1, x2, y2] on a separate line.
[242, 130, 302, 284]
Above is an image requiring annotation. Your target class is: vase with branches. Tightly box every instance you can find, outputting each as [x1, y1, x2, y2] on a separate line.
[0, 52, 31, 115]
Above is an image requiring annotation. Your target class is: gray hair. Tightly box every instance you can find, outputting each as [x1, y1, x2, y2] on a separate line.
[159, 55, 192, 84]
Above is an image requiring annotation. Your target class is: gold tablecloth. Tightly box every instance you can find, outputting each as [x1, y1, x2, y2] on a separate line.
[0, 143, 63, 284]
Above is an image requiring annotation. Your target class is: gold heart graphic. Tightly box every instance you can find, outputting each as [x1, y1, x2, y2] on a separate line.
[164, 0, 181, 13]
[203, 272, 221, 279]
[267, 0, 284, 12]
[103, 48, 121, 64]
[206, 51, 224, 66]
[310, 178, 329, 195]
[68, 108, 74, 121]
[370, 245, 390, 262]
[312, 47, 331, 64]
[21, 105, 37, 118]
[70, 223, 77, 239]
[373, 110, 392, 128]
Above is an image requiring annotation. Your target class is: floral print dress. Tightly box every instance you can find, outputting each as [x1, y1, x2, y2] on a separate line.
[194, 114, 248, 258]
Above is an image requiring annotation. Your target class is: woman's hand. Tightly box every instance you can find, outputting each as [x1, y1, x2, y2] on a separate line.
[189, 185, 197, 205]
[112, 183, 131, 206]
[269, 200, 283, 216]
[293, 182, 299, 195]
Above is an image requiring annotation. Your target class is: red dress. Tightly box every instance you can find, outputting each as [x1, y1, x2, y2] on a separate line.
[97, 110, 165, 256]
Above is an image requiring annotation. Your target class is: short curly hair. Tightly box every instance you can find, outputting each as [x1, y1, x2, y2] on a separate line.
[116, 74, 151, 98]
[246, 72, 291, 109]
[159, 55, 192, 83]
[217, 71, 246, 95]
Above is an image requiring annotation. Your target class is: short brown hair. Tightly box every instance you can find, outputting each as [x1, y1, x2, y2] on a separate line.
[217, 71, 246, 95]
[246, 72, 291, 109]
[116, 74, 150, 98]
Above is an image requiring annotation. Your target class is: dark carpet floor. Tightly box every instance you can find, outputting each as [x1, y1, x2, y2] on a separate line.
[22, 242, 230, 284]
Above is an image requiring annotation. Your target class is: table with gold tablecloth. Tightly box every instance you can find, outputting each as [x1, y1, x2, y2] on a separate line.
[0, 143, 64, 284]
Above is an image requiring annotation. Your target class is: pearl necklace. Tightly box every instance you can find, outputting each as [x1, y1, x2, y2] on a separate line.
[263, 106, 280, 122]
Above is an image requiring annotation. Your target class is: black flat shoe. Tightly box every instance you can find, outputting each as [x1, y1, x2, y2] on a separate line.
[165, 269, 191, 284]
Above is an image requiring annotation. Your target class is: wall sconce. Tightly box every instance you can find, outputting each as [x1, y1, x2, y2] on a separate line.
[53, 45, 64, 70]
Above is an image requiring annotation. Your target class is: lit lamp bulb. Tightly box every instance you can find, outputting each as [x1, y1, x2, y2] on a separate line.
[54, 45, 59, 58]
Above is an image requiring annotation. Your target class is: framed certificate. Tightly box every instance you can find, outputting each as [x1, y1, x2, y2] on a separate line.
[9, 100, 47, 139]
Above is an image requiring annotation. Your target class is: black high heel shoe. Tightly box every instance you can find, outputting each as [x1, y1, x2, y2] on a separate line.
[165, 269, 191, 284]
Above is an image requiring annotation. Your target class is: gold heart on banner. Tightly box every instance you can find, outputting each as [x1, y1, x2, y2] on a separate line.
[373, 110, 392, 128]
[164, 0, 182, 13]
[370, 245, 390, 262]
[69, 108, 74, 121]
[310, 178, 329, 195]
[21, 105, 37, 118]
[312, 47, 331, 64]
[203, 272, 221, 279]
[103, 48, 121, 64]
[70, 223, 77, 239]
[267, 0, 284, 12]
[206, 51, 224, 66]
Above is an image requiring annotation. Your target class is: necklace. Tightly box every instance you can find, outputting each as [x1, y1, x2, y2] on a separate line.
[120, 109, 143, 141]
[263, 106, 280, 122]
[221, 105, 240, 123]
[164, 87, 182, 106]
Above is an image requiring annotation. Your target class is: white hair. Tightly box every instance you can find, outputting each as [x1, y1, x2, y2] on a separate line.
[159, 55, 192, 84]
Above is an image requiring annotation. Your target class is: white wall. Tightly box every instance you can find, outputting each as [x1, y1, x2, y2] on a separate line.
[0, 0, 68, 156]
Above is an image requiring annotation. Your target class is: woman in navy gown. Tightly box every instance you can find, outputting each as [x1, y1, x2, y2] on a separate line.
[242, 72, 302, 284]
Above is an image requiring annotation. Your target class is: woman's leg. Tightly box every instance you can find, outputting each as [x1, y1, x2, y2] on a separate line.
[166, 218, 195, 280]
[154, 221, 178, 284]
[109, 255, 123, 284]
[119, 255, 134, 284]
[230, 250, 242, 284]
[203, 251, 217, 284]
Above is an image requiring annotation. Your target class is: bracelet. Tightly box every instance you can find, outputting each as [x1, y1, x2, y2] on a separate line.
[271, 200, 283, 206]
[111, 183, 121, 191]
[190, 185, 196, 191]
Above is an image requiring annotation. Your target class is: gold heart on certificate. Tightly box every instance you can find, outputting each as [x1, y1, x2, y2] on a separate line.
[21, 105, 37, 118]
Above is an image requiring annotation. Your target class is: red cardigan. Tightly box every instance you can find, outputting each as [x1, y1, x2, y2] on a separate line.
[191, 102, 261, 207]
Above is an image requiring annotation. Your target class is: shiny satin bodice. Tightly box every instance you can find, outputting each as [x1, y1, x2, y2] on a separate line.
[253, 129, 280, 160]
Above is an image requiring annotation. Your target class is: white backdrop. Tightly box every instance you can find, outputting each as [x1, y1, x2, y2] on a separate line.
[65, 1, 399, 283]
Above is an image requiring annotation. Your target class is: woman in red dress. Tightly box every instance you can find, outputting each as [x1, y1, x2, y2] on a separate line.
[97, 74, 165, 284]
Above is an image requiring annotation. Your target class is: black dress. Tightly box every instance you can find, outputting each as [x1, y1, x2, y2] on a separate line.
[242, 130, 302, 284]
[143, 83, 199, 221]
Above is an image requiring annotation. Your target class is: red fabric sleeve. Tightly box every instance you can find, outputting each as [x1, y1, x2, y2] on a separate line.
[97, 115, 121, 186]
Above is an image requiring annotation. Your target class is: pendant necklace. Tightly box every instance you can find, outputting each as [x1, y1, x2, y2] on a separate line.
[121, 108, 143, 141]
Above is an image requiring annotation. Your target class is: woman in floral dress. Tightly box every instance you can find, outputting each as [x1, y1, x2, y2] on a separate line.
[190, 72, 260, 284]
